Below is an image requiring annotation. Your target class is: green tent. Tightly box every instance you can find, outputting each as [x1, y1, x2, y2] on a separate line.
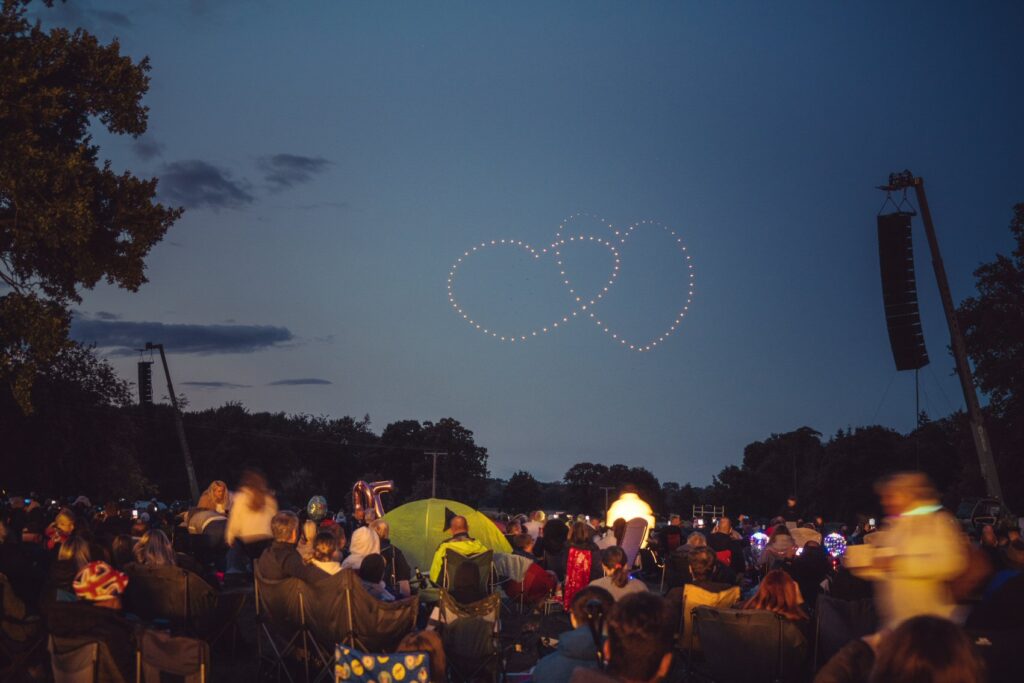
[384, 498, 512, 576]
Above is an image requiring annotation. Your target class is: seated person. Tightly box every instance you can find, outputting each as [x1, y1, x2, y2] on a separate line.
[309, 531, 342, 576]
[358, 553, 396, 602]
[428, 515, 489, 585]
[255, 511, 323, 584]
[570, 592, 673, 683]
[664, 546, 736, 627]
[43, 535, 92, 606]
[505, 533, 557, 605]
[341, 526, 380, 571]
[48, 561, 135, 683]
[371, 518, 412, 598]
[589, 546, 648, 601]
[532, 585, 614, 683]
[742, 569, 809, 640]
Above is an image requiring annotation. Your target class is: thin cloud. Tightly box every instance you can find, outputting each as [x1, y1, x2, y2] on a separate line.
[259, 154, 332, 189]
[70, 318, 293, 356]
[94, 311, 121, 321]
[132, 138, 165, 161]
[91, 9, 132, 28]
[267, 378, 333, 386]
[182, 381, 252, 389]
[160, 160, 253, 209]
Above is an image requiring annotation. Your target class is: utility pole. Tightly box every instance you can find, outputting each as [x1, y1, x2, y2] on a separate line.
[599, 486, 617, 519]
[425, 451, 447, 498]
[880, 172, 1003, 500]
[145, 342, 200, 502]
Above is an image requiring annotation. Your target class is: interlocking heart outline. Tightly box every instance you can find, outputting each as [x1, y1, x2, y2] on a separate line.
[446, 213, 695, 352]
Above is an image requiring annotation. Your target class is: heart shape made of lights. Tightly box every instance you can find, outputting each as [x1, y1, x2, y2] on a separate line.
[446, 213, 695, 352]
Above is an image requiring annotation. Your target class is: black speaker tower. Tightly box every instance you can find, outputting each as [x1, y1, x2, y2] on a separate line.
[877, 211, 929, 371]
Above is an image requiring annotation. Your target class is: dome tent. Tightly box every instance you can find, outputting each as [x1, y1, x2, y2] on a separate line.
[383, 498, 512, 576]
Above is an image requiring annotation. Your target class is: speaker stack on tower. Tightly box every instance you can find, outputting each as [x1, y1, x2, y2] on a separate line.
[877, 212, 929, 371]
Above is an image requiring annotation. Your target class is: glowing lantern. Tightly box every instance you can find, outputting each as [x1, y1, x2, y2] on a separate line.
[824, 532, 847, 559]
[750, 531, 769, 559]
[606, 492, 656, 547]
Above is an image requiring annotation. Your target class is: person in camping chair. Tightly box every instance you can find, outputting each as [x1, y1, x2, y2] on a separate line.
[428, 515, 488, 585]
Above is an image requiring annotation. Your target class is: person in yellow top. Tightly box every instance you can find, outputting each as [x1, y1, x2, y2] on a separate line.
[429, 515, 490, 584]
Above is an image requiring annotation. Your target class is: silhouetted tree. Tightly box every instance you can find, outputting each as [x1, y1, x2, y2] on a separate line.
[501, 471, 542, 514]
[0, 1, 182, 411]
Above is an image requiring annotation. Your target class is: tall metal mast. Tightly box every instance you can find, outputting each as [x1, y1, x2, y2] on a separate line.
[145, 342, 200, 502]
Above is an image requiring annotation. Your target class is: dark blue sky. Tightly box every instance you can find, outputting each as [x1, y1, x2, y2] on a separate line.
[55, 1, 1023, 485]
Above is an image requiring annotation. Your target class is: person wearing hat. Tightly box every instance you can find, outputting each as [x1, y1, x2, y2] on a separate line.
[357, 553, 395, 601]
[47, 561, 134, 681]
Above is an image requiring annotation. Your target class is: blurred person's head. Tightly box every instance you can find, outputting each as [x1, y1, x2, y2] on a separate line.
[531, 510, 546, 523]
[743, 569, 807, 621]
[686, 531, 707, 547]
[55, 507, 76, 535]
[73, 561, 128, 610]
[448, 515, 468, 536]
[397, 630, 446, 683]
[570, 584, 615, 629]
[869, 615, 984, 683]
[58, 535, 91, 570]
[110, 534, 134, 569]
[370, 518, 390, 540]
[875, 471, 938, 517]
[612, 518, 627, 546]
[714, 517, 733, 534]
[134, 529, 176, 566]
[604, 592, 673, 682]
[688, 547, 717, 582]
[238, 469, 270, 511]
[513, 533, 535, 554]
[358, 553, 386, 584]
[271, 511, 300, 544]
[506, 519, 523, 535]
[312, 531, 339, 563]
[980, 524, 997, 546]
[669, 514, 682, 527]
[570, 521, 594, 548]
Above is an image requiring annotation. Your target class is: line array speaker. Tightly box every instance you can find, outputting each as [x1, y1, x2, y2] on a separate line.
[877, 212, 929, 371]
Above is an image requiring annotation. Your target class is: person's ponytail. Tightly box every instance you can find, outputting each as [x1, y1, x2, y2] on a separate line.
[601, 546, 629, 588]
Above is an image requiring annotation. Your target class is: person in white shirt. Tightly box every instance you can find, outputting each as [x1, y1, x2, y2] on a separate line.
[225, 470, 277, 560]
[342, 526, 380, 571]
[588, 546, 648, 601]
[524, 510, 546, 540]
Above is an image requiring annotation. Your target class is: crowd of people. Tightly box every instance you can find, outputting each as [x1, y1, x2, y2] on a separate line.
[1, 469, 1021, 682]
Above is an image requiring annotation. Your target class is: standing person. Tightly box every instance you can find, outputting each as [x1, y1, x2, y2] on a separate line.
[45, 507, 76, 552]
[845, 472, 967, 629]
[709, 517, 746, 575]
[564, 521, 604, 609]
[525, 510, 546, 540]
[225, 469, 277, 561]
[781, 495, 801, 524]
[589, 546, 647, 601]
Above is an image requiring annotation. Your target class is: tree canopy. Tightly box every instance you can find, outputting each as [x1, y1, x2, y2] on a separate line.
[0, 0, 181, 411]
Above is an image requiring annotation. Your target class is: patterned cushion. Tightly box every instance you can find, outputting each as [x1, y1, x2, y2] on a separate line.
[334, 644, 430, 683]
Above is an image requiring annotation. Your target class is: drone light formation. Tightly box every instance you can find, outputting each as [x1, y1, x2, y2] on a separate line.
[446, 213, 695, 352]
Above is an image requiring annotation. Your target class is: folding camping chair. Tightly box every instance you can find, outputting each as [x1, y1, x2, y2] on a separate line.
[135, 628, 210, 683]
[813, 594, 877, 669]
[123, 565, 216, 636]
[254, 567, 331, 683]
[0, 572, 44, 680]
[330, 569, 419, 654]
[48, 635, 128, 683]
[692, 606, 809, 683]
[442, 549, 497, 595]
[677, 584, 741, 656]
[620, 518, 649, 569]
[436, 589, 502, 683]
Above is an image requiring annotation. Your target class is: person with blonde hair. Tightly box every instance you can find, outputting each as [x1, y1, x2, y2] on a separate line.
[132, 529, 177, 567]
[845, 471, 967, 628]
[197, 479, 232, 513]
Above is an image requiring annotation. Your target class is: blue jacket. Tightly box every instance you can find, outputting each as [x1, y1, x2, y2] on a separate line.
[532, 626, 602, 683]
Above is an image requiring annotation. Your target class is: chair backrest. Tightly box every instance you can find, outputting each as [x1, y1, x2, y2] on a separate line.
[137, 628, 209, 683]
[621, 518, 649, 568]
[443, 549, 494, 595]
[49, 635, 126, 683]
[681, 584, 740, 651]
[814, 594, 877, 667]
[124, 565, 216, 631]
[253, 566, 308, 637]
[694, 606, 808, 683]
[438, 590, 501, 626]
[313, 569, 417, 653]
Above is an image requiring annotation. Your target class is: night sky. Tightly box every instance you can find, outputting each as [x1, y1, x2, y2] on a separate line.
[52, 1, 1023, 485]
